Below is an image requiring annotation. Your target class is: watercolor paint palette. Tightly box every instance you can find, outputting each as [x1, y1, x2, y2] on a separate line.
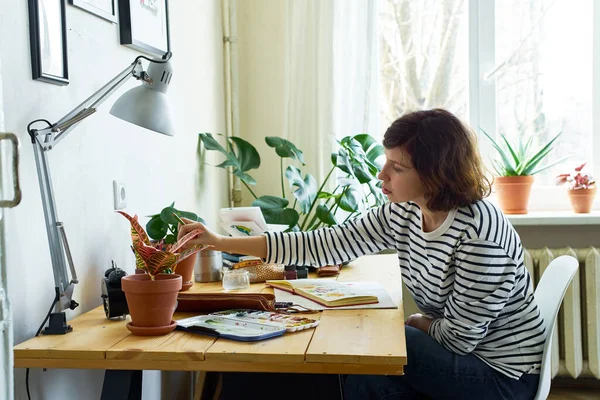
[176, 315, 286, 341]
[176, 309, 319, 341]
[209, 309, 319, 332]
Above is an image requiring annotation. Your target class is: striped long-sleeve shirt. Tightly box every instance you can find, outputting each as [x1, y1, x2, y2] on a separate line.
[264, 200, 546, 379]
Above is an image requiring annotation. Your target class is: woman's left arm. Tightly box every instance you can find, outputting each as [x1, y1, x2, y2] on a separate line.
[427, 239, 518, 355]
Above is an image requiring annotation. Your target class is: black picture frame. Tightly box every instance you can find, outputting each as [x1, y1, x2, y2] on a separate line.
[118, 0, 171, 57]
[68, 0, 117, 23]
[28, 0, 69, 85]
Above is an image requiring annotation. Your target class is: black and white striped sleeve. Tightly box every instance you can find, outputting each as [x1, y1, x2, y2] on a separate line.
[428, 239, 517, 355]
[264, 203, 397, 266]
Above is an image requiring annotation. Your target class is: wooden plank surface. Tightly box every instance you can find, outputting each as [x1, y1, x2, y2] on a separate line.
[14, 358, 402, 374]
[14, 254, 407, 375]
[13, 307, 130, 360]
[204, 312, 322, 364]
[306, 254, 406, 366]
[106, 312, 215, 362]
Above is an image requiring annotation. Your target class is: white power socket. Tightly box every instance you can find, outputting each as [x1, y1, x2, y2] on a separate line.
[113, 181, 127, 210]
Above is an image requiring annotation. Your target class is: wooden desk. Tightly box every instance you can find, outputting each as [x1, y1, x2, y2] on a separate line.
[15, 254, 405, 392]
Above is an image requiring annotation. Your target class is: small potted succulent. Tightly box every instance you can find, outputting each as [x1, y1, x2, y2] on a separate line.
[118, 211, 210, 336]
[482, 130, 569, 214]
[145, 203, 205, 291]
[557, 163, 597, 213]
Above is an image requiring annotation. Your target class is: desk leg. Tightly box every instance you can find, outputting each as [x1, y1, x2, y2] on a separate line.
[101, 370, 143, 400]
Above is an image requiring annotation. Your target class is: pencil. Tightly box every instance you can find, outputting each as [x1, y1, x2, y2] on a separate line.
[172, 212, 186, 225]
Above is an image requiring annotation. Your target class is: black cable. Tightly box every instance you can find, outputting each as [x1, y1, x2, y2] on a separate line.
[26, 290, 59, 400]
[26, 119, 53, 144]
[133, 51, 172, 65]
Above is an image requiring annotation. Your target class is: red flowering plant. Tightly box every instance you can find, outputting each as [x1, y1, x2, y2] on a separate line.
[556, 163, 596, 191]
[118, 211, 211, 279]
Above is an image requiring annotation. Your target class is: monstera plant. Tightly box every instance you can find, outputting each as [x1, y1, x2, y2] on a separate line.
[198, 133, 386, 231]
[118, 211, 210, 279]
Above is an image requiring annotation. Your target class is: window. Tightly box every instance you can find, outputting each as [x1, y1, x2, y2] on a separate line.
[379, 0, 469, 129]
[379, 0, 598, 210]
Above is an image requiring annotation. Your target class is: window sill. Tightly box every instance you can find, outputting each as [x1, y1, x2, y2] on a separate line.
[506, 211, 600, 226]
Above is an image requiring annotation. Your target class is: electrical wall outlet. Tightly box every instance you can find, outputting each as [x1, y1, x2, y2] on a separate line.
[113, 181, 127, 210]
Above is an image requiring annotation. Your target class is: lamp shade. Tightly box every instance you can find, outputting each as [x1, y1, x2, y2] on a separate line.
[110, 60, 175, 136]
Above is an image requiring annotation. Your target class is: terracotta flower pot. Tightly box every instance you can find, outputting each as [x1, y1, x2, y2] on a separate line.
[174, 255, 196, 291]
[122, 273, 182, 336]
[568, 186, 597, 213]
[494, 176, 535, 214]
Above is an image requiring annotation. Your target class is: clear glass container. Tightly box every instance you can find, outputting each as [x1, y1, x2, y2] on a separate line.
[222, 269, 250, 291]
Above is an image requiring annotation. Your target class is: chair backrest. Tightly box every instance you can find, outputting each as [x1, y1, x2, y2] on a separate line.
[532, 255, 579, 400]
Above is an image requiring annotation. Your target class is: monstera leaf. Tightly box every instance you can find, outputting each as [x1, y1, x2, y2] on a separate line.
[198, 133, 260, 185]
[285, 166, 317, 214]
[252, 195, 300, 227]
[265, 136, 305, 164]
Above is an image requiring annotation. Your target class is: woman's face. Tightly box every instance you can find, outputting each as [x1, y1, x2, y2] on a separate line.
[377, 146, 426, 204]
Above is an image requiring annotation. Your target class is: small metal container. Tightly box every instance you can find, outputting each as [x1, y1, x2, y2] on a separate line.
[194, 249, 223, 282]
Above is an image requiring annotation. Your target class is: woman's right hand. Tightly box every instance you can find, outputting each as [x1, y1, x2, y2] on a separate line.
[177, 218, 223, 249]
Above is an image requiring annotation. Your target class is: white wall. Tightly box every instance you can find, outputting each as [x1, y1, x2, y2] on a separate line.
[236, 0, 288, 204]
[0, 1, 228, 399]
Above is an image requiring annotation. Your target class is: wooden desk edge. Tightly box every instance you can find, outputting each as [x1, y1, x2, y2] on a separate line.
[14, 358, 404, 375]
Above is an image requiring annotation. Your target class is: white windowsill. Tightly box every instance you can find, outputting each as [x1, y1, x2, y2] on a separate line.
[506, 211, 600, 226]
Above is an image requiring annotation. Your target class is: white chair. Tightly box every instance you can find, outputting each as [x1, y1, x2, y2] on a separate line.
[533, 255, 579, 400]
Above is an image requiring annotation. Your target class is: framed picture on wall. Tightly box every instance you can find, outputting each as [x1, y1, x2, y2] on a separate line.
[28, 0, 69, 85]
[68, 0, 117, 23]
[118, 0, 171, 57]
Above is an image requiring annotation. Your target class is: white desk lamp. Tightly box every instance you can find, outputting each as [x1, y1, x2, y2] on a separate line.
[26, 52, 175, 334]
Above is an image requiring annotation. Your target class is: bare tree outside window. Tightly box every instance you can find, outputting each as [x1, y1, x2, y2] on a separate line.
[494, 0, 592, 185]
[379, 0, 468, 131]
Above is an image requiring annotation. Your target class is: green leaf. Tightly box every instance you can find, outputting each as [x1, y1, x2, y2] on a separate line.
[499, 134, 520, 167]
[160, 206, 180, 226]
[200, 133, 259, 184]
[480, 128, 516, 175]
[285, 166, 317, 214]
[265, 137, 305, 165]
[252, 195, 299, 227]
[178, 210, 205, 224]
[339, 186, 361, 212]
[317, 191, 337, 200]
[352, 134, 377, 153]
[332, 149, 353, 175]
[146, 215, 168, 241]
[518, 132, 562, 175]
[352, 160, 374, 184]
[165, 234, 176, 245]
[315, 204, 338, 226]
[230, 136, 260, 171]
[198, 133, 227, 153]
[336, 178, 363, 212]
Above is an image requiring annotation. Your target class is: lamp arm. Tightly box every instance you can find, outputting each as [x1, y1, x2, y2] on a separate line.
[27, 59, 144, 315]
[38, 61, 144, 149]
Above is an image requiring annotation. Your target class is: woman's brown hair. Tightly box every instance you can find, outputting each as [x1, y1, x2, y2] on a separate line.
[383, 108, 491, 211]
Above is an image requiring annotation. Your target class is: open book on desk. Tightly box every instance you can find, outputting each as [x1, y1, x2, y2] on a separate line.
[266, 279, 382, 308]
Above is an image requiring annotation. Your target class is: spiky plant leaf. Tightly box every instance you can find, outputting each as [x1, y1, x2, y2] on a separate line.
[118, 211, 150, 245]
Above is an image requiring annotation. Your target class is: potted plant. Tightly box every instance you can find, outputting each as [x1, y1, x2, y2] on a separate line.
[198, 133, 385, 277]
[481, 130, 569, 214]
[118, 211, 209, 336]
[198, 133, 386, 230]
[145, 203, 205, 291]
[556, 163, 597, 213]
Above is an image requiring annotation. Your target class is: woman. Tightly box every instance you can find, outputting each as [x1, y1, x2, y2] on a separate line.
[179, 109, 544, 400]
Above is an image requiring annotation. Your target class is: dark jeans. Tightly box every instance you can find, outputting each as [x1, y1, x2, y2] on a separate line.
[220, 326, 539, 400]
[344, 326, 539, 400]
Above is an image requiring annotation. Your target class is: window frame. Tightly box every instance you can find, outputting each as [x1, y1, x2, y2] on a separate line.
[469, 0, 600, 211]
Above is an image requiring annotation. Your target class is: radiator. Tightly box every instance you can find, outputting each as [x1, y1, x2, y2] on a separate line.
[524, 247, 600, 379]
